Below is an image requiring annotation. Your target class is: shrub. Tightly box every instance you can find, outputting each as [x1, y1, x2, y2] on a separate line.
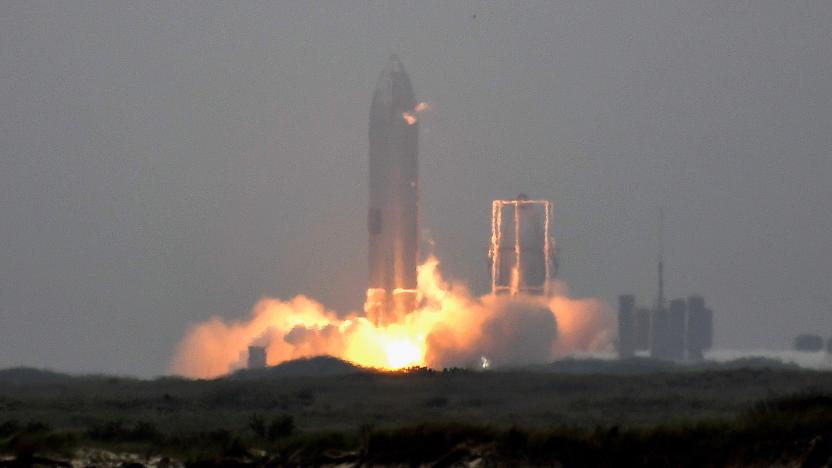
[267, 415, 295, 441]
[86, 420, 163, 443]
[424, 396, 449, 408]
[0, 420, 20, 437]
[249, 413, 267, 439]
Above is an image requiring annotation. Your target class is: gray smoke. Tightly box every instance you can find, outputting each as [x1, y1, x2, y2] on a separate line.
[426, 298, 558, 369]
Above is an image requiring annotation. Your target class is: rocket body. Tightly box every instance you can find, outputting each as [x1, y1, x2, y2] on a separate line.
[366, 55, 419, 325]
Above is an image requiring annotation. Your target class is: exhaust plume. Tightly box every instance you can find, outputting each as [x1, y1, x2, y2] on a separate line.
[170, 256, 611, 378]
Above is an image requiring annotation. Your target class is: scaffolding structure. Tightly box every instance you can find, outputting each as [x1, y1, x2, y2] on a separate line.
[489, 198, 555, 297]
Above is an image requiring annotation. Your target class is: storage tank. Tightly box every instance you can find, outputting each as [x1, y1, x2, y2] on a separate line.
[686, 296, 712, 360]
[667, 298, 687, 360]
[617, 294, 636, 358]
[794, 334, 824, 352]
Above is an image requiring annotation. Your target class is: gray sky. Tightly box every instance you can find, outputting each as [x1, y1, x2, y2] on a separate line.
[1, 1, 830, 377]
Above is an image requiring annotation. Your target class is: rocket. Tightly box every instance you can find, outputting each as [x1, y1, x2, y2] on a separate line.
[366, 55, 419, 326]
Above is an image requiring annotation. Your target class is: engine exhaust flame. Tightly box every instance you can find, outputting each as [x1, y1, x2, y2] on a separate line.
[402, 101, 430, 125]
[170, 256, 611, 378]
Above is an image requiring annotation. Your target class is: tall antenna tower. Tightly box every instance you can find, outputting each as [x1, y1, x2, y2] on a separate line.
[656, 208, 665, 310]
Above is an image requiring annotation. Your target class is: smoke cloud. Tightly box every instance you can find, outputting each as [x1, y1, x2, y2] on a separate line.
[170, 256, 611, 378]
[425, 298, 558, 368]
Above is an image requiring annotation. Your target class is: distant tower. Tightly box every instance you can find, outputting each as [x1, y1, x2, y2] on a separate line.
[656, 209, 665, 311]
[618, 211, 716, 362]
[650, 209, 670, 359]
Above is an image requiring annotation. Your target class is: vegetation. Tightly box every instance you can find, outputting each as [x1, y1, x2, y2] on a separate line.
[1, 361, 832, 465]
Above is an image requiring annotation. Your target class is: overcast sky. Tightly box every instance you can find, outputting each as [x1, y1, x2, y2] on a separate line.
[1, 1, 830, 376]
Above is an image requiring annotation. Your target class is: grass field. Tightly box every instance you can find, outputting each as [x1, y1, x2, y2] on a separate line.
[1, 357, 832, 466]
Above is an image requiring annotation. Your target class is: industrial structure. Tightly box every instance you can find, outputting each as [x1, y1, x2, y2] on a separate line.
[366, 55, 420, 326]
[617, 214, 713, 361]
[685, 295, 714, 360]
[489, 195, 557, 296]
[618, 295, 713, 361]
[793, 334, 824, 352]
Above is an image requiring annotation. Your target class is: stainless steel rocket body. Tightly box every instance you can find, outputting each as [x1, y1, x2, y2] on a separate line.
[366, 56, 419, 325]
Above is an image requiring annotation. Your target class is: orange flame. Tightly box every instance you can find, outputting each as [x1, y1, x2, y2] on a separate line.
[402, 101, 430, 125]
[170, 256, 611, 378]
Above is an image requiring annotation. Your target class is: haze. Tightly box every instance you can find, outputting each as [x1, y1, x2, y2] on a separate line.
[1, 1, 830, 377]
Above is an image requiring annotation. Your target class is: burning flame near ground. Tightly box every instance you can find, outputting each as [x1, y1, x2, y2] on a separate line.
[170, 256, 612, 378]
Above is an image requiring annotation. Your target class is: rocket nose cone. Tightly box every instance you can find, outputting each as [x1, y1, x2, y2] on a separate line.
[386, 54, 404, 74]
[371, 54, 415, 114]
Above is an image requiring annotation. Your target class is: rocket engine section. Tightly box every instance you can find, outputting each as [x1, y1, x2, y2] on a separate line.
[366, 55, 420, 326]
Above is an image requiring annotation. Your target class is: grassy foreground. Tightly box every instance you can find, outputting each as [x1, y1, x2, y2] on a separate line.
[1, 359, 832, 466]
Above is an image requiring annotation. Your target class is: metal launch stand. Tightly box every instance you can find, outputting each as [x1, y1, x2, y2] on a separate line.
[489, 198, 555, 297]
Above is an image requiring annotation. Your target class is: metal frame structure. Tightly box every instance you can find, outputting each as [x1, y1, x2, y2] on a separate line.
[489, 199, 554, 297]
